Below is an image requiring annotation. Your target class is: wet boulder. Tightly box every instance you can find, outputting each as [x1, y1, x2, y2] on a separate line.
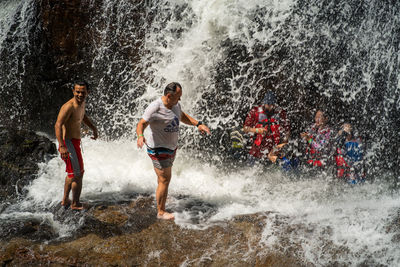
[0, 217, 57, 241]
[0, 127, 57, 207]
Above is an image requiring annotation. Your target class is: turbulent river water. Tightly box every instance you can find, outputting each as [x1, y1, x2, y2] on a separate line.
[2, 137, 398, 265]
[1, 0, 399, 266]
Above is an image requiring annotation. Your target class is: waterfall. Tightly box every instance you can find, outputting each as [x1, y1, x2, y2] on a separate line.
[1, 0, 399, 265]
[0, 0, 37, 123]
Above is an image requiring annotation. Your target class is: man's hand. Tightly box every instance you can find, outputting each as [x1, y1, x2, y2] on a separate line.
[198, 124, 211, 135]
[257, 128, 268, 136]
[268, 142, 287, 163]
[268, 153, 278, 163]
[137, 136, 146, 148]
[91, 129, 98, 140]
[136, 119, 149, 148]
[59, 146, 69, 160]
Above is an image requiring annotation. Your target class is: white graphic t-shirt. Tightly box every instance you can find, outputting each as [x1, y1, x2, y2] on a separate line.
[142, 98, 182, 150]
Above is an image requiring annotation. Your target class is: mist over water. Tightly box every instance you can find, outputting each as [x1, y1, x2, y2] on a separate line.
[1, 0, 400, 265]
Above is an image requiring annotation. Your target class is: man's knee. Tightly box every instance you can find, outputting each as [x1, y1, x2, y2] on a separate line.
[158, 175, 171, 185]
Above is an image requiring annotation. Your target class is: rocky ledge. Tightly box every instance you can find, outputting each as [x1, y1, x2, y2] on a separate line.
[0, 196, 306, 266]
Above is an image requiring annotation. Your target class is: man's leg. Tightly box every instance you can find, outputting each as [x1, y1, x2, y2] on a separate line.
[154, 167, 174, 220]
[62, 176, 72, 207]
[71, 175, 83, 210]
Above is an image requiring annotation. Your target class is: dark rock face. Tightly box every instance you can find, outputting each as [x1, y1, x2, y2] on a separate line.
[0, 127, 56, 208]
[0, 0, 149, 133]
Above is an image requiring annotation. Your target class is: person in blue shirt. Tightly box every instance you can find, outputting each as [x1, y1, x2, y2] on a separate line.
[335, 123, 365, 184]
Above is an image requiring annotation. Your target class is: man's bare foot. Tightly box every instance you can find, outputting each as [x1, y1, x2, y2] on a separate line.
[61, 199, 71, 208]
[71, 202, 85, 210]
[157, 212, 175, 220]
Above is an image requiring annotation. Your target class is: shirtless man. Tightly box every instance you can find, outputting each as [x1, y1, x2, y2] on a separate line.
[136, 82, 210, 220]
[55, 81, 98, 210]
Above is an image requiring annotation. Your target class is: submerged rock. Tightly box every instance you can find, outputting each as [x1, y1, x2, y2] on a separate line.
[0, 217, 57, 241]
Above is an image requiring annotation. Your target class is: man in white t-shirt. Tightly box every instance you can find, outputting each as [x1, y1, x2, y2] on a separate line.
[136, 82, 211, 220]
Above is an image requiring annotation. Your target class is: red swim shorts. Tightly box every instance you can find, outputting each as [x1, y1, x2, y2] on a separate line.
[61, 139, 84, 178]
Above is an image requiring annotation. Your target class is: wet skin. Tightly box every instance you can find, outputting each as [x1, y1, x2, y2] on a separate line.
[55, 84, 98, 210]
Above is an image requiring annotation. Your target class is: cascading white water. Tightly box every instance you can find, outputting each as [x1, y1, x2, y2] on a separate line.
[93, 0, 296, 131]
[0, 0, 36, 121]
[1, 0, 399, 265]
[0, 0, 17, 46]
[16, 138, 399, 265]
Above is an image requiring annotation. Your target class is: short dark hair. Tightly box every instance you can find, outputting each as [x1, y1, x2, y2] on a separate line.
[74, 81, 89, 91]
[164, 82, 181, 96]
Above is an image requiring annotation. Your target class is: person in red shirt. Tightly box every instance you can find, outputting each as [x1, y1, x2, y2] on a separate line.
[243, 91, 290, 164]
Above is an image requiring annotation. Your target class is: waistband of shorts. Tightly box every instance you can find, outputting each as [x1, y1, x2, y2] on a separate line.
[146, 146, 177, 154]
[64, 138, 81, 142]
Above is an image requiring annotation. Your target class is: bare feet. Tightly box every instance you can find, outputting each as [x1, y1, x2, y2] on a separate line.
[61, 199, 71, 208]
[157, 212, 175, 220]
[71, 202, 85, 210]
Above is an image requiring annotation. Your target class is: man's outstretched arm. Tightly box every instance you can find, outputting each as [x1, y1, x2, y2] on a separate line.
[180, 112, 211, 135]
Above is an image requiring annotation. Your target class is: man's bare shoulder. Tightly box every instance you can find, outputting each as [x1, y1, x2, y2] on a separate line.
[61, 98, 78, 111]
[61, 98, 73, 107]
[56, 99, 75, 119]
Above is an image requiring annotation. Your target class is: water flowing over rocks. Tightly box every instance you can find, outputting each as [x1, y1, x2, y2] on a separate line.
[3, 193, 398, 266]
[0, 127, 56, 209]
[0, 197, 306, 266]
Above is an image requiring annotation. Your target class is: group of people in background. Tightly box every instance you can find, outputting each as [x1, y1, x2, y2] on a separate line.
[235, 90, 365, 184]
